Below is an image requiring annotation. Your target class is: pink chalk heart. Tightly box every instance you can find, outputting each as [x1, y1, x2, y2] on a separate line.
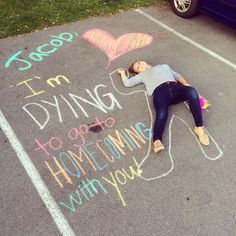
[82, 28, 153, 66]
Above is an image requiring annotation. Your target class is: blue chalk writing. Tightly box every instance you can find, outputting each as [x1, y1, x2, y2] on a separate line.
[121, 129, 136, 149]
[59, 177, 108, 212]
[59, 152, 82, 178]
[83, 142, 108, 171]
[103, 137, 121, 160]
[4, 32, 77, 71]
[135, 121, 152, 141]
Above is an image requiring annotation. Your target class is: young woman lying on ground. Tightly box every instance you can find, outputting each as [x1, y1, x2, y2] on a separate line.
[117, 61, 210, 154]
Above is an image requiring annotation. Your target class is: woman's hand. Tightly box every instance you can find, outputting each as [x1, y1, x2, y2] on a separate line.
[117, 68, 126, 75]
[117, 68, 128, 82]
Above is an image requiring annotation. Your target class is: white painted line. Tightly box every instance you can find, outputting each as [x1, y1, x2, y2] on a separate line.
[136, 9, 236, 70]
[0, 110, 75, 236]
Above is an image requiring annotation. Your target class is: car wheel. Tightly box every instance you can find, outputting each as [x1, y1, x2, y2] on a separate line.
[170, 0, 199, 18]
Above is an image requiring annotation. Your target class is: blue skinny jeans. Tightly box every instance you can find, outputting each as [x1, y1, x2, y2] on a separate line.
[153, 82, 203, 141]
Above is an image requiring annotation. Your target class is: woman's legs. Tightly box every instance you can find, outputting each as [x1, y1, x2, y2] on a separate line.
[171, 85, 203, 127]
[152, 83, 209, 153]
[171, 85, 209, 145]
[153, 86, 170, 142]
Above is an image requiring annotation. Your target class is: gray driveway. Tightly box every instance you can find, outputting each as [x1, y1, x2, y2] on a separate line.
[1, 3, 236, 236]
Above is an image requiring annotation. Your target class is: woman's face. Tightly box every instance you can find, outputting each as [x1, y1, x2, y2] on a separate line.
[133, 61, 151, 73]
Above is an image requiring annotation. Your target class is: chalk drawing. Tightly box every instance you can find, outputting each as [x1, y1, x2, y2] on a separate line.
[81, 141, 109, 171]
[59, 156, 142, 212]
[68, 117, 116, 148]
[41, 96, 63, 123]
[109, 69, 223, 181]
[89, 117, 115, 132]
[23, 102, 50, 130]
[59, 155, 143, 211]
[42, 120, 149, 189]
[47, 75, 70, 88]
[82, 28, 153, 67]
[13, 75, 71, 100]
[102, 156, 143, 207]
[59, 177, 108, 212]
[59, 152, 88, 179]
[22, 84, 122, 130]
[34, 117, 116, 156]
[45, 156, 74, 189]
[16, 76, 45, 99]
[4, 32, 77, 71]
[35, 137, 63, 156]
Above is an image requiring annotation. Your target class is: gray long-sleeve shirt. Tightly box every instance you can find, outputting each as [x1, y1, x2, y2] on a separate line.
[123, 64, 181, 96]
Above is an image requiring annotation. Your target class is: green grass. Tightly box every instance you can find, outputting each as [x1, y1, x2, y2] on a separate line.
[0, 0, 163, 38]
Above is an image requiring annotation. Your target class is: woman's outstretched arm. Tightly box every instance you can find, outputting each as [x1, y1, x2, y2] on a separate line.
[117, 68, 142, 87]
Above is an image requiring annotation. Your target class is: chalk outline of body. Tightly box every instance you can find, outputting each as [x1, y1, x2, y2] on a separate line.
[109, 69, 223, 181]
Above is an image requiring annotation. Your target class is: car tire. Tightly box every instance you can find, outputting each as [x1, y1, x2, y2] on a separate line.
[170, 0, 199, 18]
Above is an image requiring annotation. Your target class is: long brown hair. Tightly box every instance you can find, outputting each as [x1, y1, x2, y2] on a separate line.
[128, 61, 139, 74]
[128, 60, 152, 74]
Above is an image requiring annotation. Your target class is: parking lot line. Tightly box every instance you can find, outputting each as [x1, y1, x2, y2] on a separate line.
[0, 110, 75, 236]
[136, 9, 236, 70]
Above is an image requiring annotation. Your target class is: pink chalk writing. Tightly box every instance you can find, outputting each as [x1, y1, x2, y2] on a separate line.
[68, 117, 115, 148]
[35, 137, 63, 156]
[34, 117, 115, 156]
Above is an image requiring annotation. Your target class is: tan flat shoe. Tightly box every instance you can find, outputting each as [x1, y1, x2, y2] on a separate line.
[153, 140, 165, 153]
[194, 127, 210, 146]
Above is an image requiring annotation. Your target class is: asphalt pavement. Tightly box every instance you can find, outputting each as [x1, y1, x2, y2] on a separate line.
[1, 3, 236, 236]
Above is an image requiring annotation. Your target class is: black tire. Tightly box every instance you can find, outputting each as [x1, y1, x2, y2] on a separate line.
[170, 0, 199, 18]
